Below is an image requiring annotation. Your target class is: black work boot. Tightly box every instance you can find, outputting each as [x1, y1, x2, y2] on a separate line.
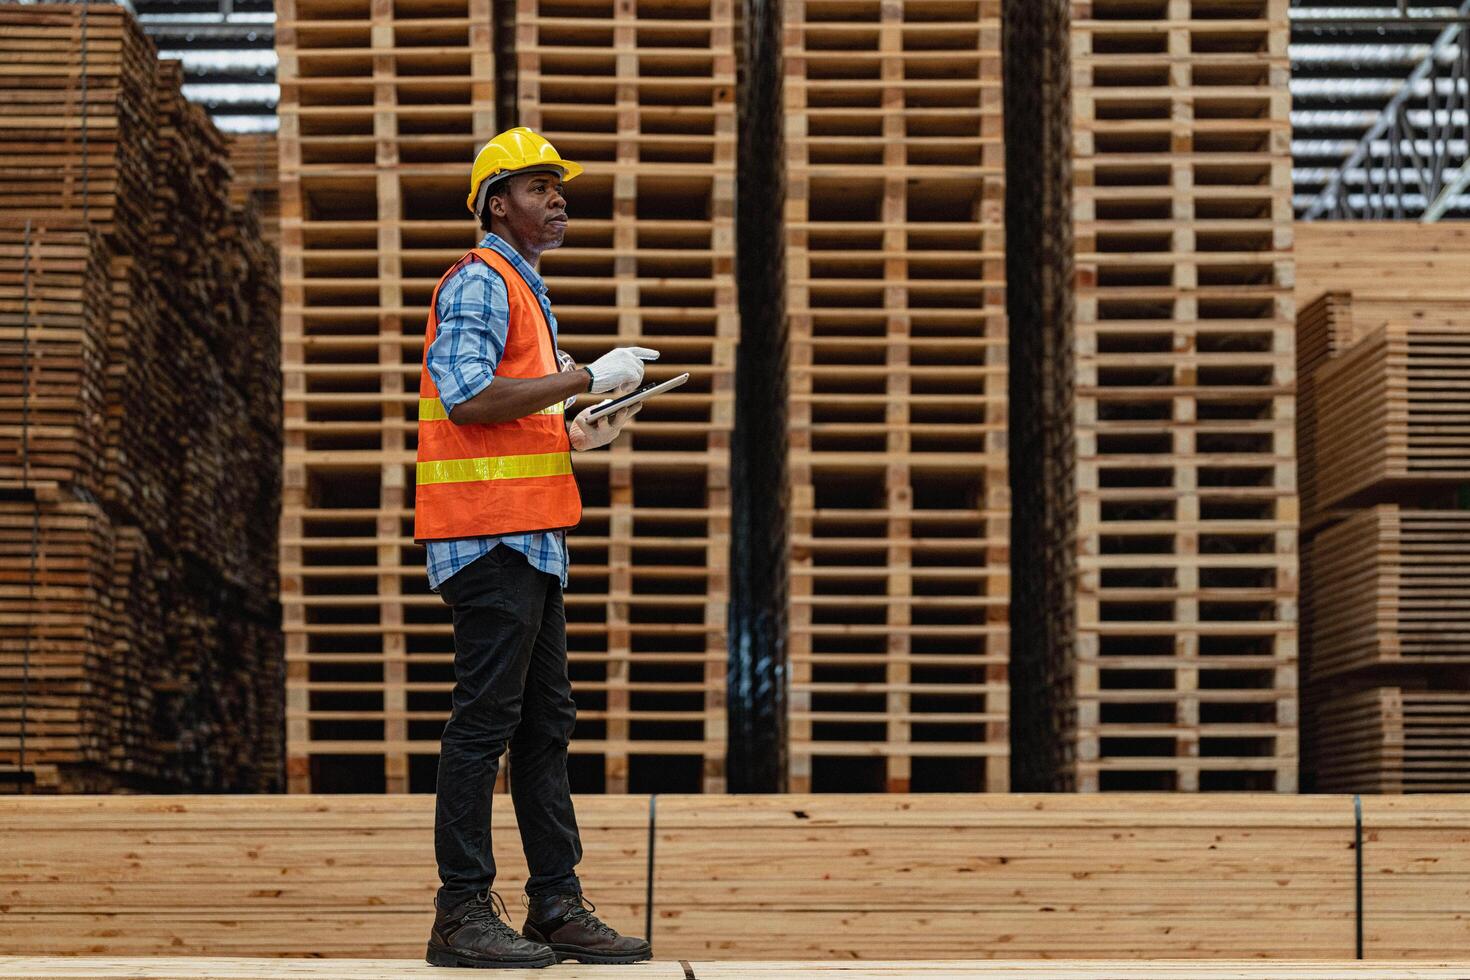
[427, 889, 556, 969]
[522, 893, 652, 965]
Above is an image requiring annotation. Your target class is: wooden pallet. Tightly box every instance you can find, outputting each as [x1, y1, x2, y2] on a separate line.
[515, 0, 736, 792]
[781, 0, 1009, 793]
[280, 0, 734, 792]
[1059, 0, 1298, 792]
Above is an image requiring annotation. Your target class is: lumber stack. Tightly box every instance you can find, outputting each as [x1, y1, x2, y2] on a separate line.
[516, 0, 736, 792]
[1010, 0, 1298, 791]
[1293, 276, 1470, 792]
[227, 134, 281, 250]
[0, 4, 282, 793]
[781, 0, 1009, 792]
[27, 792, 1470, 959]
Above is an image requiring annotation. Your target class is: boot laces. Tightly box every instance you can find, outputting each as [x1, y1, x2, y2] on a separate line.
[564, 896, 617, 938]
[462, 889, 522, 943]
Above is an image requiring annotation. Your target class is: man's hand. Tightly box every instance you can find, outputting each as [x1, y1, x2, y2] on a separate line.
[585, 347, 660, 396]
[568, 403, 641, 451]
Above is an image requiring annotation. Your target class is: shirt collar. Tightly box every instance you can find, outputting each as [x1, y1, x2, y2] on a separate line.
[478, 232, 548, 296]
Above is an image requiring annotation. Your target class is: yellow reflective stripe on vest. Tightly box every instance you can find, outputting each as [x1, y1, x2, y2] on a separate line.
[418, 398, 564, 421]
[417, 451, 573, 487]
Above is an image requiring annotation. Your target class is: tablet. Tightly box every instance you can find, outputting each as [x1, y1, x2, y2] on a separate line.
[583, 372, 690, 422]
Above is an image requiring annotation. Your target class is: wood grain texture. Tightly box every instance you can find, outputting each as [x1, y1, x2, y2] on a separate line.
[1294, 224, 1470, 308]
[0, 795, 649, 957]
[650, 794, 1356, 960]
[4, 960, 1470, 980]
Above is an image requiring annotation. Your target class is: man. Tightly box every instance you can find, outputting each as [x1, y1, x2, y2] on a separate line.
[417, 126, 655, 969]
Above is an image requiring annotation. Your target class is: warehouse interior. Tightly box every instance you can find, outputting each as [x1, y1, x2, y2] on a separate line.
[3, 0, 1470, 972]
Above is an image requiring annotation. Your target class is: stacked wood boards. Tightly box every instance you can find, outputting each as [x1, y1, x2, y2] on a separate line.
[1293, 277, 1470, 793]
[228, 133, 281, 250]
[515, 0, 736, 793]
[1313, 324, 1470, 511]
[781, 0, 1009, 793]
[1010, 0, 1298, 792]
[0, 4, 282, 793]
[19, 792, 1470, 959]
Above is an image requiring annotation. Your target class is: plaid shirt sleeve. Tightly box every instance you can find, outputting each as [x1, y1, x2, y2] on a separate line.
[426, 260, 510, 414]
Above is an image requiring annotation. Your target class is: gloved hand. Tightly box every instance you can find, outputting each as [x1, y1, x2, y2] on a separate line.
[585, 346, 659, 396]
[568, 403, 641, 452]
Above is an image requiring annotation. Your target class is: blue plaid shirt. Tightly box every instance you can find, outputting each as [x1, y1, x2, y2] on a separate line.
[423, 233, 571, 591]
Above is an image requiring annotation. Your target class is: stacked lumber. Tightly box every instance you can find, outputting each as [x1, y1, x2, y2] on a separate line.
[1011, 0, 1298, 791]
[781, 0, 1009, 792]
[1, 792, 1440, 960]
[1293, 276, 1470, 792]
[516, 0, 736, 792]
[276, 0, 498, 792]
[227, 133, 281, 250]
[1315, 687, 1470, 794]
[0, 4, 282, 793]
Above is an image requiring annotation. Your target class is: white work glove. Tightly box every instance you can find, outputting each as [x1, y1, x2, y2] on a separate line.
[585, 346, 659, 396]
[568, 403, 640, 452]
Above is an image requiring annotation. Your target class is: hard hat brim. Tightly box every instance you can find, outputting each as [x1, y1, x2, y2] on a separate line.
[465, 159, 585, 214]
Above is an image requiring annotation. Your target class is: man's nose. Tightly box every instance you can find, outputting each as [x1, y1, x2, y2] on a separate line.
[550, 189, 567, 211]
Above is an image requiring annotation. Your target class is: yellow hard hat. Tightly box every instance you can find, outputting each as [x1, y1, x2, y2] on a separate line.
[466, 127, 583, 215]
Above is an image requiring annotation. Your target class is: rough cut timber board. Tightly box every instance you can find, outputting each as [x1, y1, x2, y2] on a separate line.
[1293, 223, 1470, 307]
[781, 0, 1010, 793]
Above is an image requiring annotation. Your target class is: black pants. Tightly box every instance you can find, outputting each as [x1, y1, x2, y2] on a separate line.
[434, 545, 583, 911]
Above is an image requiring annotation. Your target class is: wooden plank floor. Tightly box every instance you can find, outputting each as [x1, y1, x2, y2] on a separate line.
[3, 959, 1470, 980]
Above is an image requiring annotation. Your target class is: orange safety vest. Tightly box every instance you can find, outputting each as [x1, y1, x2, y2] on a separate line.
[414, 248, 582, 541]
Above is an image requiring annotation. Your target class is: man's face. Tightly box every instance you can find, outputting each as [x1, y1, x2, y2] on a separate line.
[489, 169, 568, 253]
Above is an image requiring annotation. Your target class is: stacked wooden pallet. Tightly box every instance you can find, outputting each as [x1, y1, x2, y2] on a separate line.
[279, 0, 737, 792]
[516, 0, 736, 792]
[781, 0, 1009, 792]
[1012, 0, 1298, 791]
[0, 4, 282, 793]
[1292, 275, 1470, 792]
[277, 0, 497, 792]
